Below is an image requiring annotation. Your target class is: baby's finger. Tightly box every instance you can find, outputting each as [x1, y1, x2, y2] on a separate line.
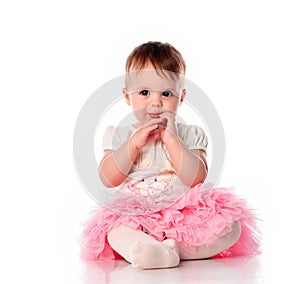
[160, 112, 175, 121]
[144, 122, 160, 132]
[160, 117, 168, 128]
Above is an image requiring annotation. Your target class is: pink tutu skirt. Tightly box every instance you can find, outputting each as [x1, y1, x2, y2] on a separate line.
[81, 185, 260, 260]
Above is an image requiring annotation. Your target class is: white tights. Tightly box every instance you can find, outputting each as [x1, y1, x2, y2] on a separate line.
[107, 222, 241, 269]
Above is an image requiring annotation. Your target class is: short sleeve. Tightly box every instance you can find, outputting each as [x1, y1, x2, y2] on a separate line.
[102, 126, 115, 150]
[102, 125, 134, 151]
[177, 124, 208, 151]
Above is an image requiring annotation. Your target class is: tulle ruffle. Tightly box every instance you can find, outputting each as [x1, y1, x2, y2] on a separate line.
[81, 184, 260, 261]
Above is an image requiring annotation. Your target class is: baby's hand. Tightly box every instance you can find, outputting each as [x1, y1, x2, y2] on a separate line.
[130, 117, 166, 149]
[159, 112, 178, 144]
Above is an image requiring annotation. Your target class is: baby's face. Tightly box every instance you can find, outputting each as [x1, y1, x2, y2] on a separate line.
[124, 63, 185, 125]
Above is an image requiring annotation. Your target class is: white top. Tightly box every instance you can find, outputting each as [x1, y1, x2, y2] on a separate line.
[102, 123, 208, 181]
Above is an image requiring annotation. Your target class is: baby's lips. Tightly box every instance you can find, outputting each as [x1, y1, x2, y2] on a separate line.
[148, 113, 162, 119]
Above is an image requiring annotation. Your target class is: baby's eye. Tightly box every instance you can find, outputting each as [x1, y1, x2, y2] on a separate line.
[162, 91, 173, 97]
[140, 90, 150, 96]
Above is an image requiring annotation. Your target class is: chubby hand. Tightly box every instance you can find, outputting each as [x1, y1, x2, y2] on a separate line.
[158, 112, 178, 144]
[130, 117, 167, 149]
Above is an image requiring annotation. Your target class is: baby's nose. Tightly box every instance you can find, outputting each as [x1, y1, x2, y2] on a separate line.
[150, 93, 162, 107]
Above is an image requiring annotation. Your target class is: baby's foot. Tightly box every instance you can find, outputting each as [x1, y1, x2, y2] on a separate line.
[129, 239, 180, 269]
[162, 239, 179, 251]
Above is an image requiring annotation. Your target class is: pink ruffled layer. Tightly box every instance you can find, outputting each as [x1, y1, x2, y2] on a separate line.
[81, 185, 261, 260]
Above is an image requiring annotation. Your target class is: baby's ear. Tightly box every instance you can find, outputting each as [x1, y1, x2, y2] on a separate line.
[180, 89, 186, 105]
[123, 88, 131, 106]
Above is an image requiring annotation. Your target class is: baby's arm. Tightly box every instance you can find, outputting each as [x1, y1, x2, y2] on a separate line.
[159, 112, 208, 187]
[165, 138, 208, 187]
[99, 140, 139, 187]
[99, 118, 165, 187]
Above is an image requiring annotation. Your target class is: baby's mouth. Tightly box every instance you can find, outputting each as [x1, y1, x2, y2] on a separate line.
[148, 113, 162, 119]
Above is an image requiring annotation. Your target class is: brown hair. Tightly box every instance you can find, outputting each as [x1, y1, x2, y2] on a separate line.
[125, 41, 186, 74]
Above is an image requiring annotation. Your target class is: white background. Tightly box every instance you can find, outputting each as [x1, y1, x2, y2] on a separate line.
[1, 1, 299, 283]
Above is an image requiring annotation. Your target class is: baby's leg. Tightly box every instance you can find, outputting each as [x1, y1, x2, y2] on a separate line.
[179, 222, 241, 260]
[107, 225, 180, 269]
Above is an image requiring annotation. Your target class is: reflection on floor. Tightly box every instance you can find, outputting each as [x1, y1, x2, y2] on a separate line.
[81, 255, 263, 284]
